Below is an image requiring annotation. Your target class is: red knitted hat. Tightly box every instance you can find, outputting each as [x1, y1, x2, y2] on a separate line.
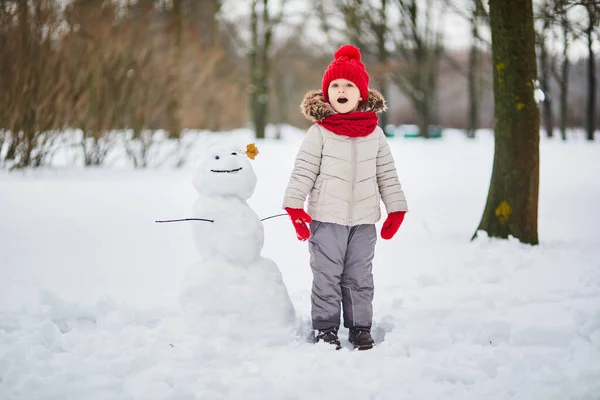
[321, 45, 369, 104]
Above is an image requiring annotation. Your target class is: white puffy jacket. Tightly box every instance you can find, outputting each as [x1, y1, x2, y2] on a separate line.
[282, 90, 408, 226]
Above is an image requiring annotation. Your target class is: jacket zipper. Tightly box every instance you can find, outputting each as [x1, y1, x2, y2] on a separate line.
[349, 139, 357, 224]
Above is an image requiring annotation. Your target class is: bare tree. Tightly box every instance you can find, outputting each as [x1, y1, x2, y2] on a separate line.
[183, 0, 221, 49]
[164, 0, 183, 139]
[536, 0, 556, 138]
[172, 0, 248, 132]
[0, 0, 69, 168]
[249, 0, 279, 139]
[113, 1, 175, 167]
[473, 0, 540, 245]
[552, 3, 573, 140]
[391, 0, 444, 138]
[63, 1, 125, 166]
[582, 1, 598, 141]
[269, 19, 318, 134]
[0, 1, 13, 165]
[363, 0, 391, 130]
[338, 0, 368, 48]
[0, 0, 249, 169]
[553, 0, 598, 140]
[444, 0, 490, 138]
[467, 0, 487, 138]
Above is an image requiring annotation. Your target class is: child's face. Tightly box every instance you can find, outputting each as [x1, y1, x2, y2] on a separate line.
[327, 79, 362, 114]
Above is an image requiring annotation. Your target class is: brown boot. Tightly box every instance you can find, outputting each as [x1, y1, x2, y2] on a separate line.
[315, 327, 342, 350]
[348, 327, 375, 350]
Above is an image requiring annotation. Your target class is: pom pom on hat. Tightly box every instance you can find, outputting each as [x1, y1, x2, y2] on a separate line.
[334, 45, 362, 61]
[322, 44, 369, 104]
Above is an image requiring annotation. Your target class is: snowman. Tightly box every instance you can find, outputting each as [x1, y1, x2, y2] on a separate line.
[178, 143, 296, 342]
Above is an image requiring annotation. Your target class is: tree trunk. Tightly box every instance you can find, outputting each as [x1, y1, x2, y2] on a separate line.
[375, 0, 388, 130]
[249, 0, 271, 140]
[418, 97, 430, 139]
[467, 0, 486, 139]
[585, 12, 596, 141]
[410, 0, 428, 139]
[558, 58, 569, 141]
[467, 17, 479, 139]
[473, 0, 540, 245]
[539, 26, 554, 138]
[558, 11, 569, 141]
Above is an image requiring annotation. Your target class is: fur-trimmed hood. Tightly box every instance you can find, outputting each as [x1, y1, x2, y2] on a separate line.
[300, 89, 387, 122]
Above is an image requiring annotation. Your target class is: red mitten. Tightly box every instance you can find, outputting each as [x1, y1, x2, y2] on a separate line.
[380, 211, 406, 240]
[285, 207, 312, 241]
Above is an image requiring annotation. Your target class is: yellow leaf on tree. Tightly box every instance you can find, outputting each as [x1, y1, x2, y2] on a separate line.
[495, 201, 512, 224]
[246, 143, 259, 160]
[516, 102, 525, 110]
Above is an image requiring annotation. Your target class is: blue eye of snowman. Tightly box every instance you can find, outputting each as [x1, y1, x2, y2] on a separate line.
[215, 155, 220, 160]
[231, 152, 237, 156]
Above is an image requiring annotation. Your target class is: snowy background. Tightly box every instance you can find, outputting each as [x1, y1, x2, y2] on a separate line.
[1, 127, 599, 399]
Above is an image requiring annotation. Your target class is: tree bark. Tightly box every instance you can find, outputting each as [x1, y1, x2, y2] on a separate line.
[473, 0, 540, 245]
[585, 7, 596, 141]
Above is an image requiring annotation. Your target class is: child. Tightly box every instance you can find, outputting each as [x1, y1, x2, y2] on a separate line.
[282, 44, 408, 350]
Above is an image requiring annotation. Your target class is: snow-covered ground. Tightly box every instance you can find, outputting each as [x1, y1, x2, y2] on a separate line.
[1, 128, 599, 399]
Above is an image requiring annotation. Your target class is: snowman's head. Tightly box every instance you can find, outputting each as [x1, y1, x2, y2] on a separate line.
[193, 145, 257, 199]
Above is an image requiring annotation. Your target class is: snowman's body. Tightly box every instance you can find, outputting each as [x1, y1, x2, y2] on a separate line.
[191, 196, 263, 264]
[179, 145, 295, 337]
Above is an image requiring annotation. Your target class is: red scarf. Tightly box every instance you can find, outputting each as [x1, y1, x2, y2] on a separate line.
[316, 111, 378, 138]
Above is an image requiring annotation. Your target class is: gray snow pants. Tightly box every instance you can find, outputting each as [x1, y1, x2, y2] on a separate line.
[308, 220, 377, 330]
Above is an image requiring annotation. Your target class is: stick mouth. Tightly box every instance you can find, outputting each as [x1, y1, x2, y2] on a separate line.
[210, 167, 243, 173]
